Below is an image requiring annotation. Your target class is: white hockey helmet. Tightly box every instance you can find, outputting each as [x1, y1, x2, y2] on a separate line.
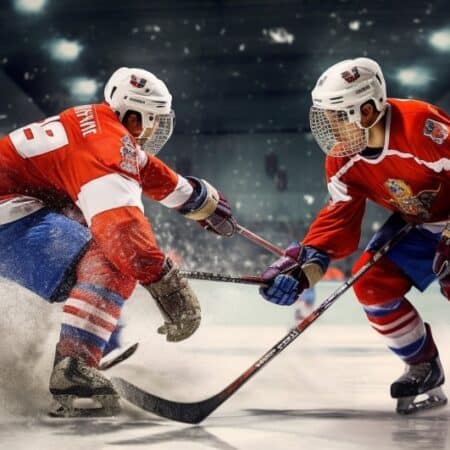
[104, 67, 174, 154]
[309, 57, 387, 157]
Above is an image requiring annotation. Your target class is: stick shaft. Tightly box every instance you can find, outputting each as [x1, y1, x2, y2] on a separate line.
[114, 223, 414, 424]
[236, 224, 283, 256]
[213, 223, 414, 402]
[179, 270, 264, 285]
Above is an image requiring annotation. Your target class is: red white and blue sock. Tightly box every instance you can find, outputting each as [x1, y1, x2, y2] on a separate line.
[56, 282, 125, 367]
[363, 297, 436, 364]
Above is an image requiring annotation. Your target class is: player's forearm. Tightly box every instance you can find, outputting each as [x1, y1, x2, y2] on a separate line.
[303, 197, 366, 259]
[140, 154, 189, 202]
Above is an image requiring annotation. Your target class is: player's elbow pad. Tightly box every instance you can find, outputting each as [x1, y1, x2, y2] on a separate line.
[176, 176, 219, 220]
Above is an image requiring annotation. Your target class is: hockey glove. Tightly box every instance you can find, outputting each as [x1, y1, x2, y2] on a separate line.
[432, 223, 450, 300]
[432, 223, 450, 279]
[259, 242, 330, 306]
[178, 176, 237, 237]
[143, 258, 201, 342]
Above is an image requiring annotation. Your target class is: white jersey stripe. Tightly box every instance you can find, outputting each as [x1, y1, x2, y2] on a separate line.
[76, 173, 144, 226]
[159, 175, 193, 208]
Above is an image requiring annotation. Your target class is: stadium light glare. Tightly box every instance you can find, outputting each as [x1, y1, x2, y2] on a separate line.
[396, 67, 431, 87]
[14, 0, 46, 13]
[68, 78, 99, 100]
[49, 39, 83, 62]
[429, 28, 450, 51]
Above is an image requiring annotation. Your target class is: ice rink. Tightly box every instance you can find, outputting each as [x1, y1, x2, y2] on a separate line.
[1, 279, 450, 450]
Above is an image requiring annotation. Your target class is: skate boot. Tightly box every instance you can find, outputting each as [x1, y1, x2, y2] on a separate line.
[391, 354, 447, 415]
[49, 356, 121, 417]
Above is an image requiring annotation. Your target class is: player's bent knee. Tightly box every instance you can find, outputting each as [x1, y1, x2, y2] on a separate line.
[76, 241, 136, 300]
[352, 251, 412, 305]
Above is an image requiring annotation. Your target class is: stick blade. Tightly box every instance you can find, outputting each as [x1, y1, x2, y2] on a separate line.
[112, 377, 223, 424]
[99, 343, 139, 371]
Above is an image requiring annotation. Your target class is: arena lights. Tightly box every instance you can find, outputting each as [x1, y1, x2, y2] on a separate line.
[68, 78, 99, 100]
[49, 39, 83, 62]
[396, 67, 431, 87]
[14, 0, 46, 13]
[429, 28, 450, 51]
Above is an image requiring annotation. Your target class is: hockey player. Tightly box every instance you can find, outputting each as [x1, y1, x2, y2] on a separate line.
[259, 57, 450, 414]
[0, 67, 236, 416]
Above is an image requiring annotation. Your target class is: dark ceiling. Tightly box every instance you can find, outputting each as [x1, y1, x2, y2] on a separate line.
[1, 0, 449, 135]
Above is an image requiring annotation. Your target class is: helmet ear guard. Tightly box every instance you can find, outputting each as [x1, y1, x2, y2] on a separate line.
[104, 67, 174, 154]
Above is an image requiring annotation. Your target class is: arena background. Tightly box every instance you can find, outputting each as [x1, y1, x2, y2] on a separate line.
[1, 2, 450, 449]
[1, 0, 449, 277]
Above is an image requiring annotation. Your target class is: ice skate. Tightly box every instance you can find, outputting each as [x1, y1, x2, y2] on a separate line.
[49, 356, 121, 418]
[391, 354, 447, 415]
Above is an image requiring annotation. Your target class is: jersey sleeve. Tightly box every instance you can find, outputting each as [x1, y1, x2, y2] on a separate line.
[68, 148, 165, 284]
[302, 157, 366, 259]
[74, 165, 144, 226]
[140, 155, 193, 207]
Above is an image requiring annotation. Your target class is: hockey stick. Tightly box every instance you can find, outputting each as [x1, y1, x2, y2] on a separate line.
[236, 224, 283, 256]
[113, 223, 413, 424]
[176, 225, 281, 285]
[179, 269, 265, 286]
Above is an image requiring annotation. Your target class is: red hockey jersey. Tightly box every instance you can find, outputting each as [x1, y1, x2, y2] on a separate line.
[0, 103, 191, 283]
[303, 99, 450, 259]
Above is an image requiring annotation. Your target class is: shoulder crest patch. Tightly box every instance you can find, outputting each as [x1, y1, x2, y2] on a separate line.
[119, 135, 139, 175]
[423, 118, 448, 145]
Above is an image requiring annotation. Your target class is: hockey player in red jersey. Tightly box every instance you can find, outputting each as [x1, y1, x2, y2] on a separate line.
[259, 57, 450, 414]
[0, 67, 236, 416]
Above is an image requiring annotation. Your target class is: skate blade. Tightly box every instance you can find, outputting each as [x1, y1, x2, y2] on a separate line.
[49, 394, 121, 418]
[396, 387, 448, 415]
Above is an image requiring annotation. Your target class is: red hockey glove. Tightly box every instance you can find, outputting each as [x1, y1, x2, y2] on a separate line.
[198, 191, 236, 237]
[178, 176, 237, 237]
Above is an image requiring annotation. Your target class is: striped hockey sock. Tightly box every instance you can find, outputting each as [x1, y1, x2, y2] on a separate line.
[56, 282, 125, 367]
[363, 297, 436, 364]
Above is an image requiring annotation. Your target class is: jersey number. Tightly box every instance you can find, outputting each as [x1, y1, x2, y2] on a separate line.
[9, 116, 69, 158]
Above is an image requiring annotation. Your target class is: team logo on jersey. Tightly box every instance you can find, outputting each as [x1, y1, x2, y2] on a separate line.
[130, 74, 147, 89]
[423, 118, 448, 145]
[341, 67, 360, 83]
[119, 135, 139, 175]
[385, 179, 440, 220]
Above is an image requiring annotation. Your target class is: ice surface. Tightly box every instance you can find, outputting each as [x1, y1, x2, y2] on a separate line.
[1, 280, 450, 449]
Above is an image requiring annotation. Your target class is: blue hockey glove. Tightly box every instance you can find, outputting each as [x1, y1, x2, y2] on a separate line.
[259, 273, 303, 306]
[259, 242, 329, 306]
